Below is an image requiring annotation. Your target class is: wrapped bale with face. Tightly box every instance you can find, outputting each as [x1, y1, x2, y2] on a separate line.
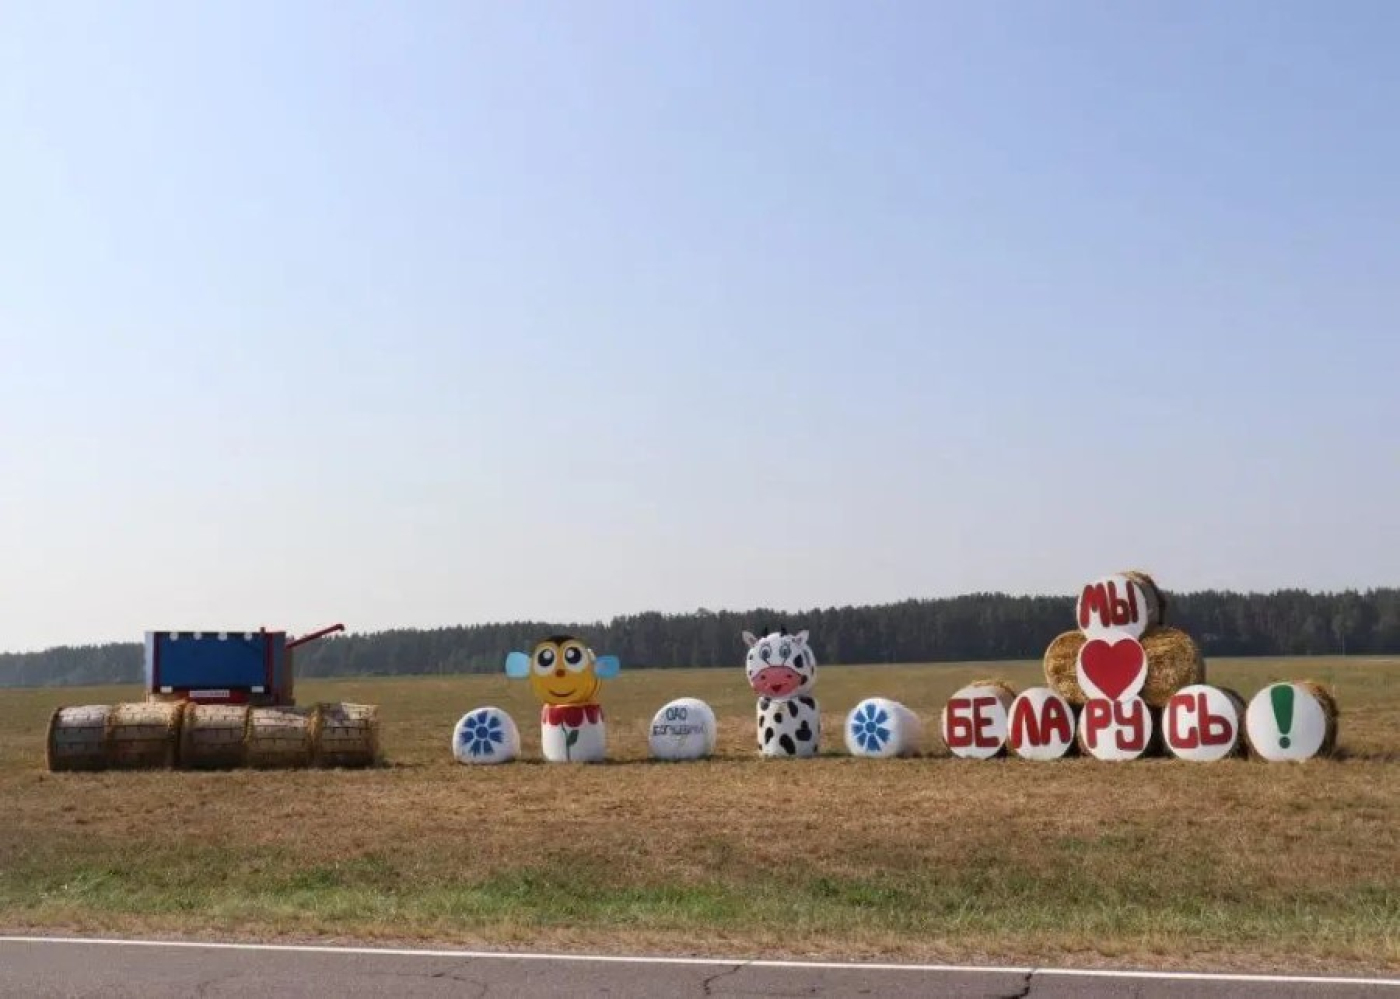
[744, 628, 820, 758]
[505, 635, 620, 763]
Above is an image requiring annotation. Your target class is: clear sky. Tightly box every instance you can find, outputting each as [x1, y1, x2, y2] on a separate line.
[2, 1, 1397, 652]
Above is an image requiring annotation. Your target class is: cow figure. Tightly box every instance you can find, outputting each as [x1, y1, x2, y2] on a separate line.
[743, 628, 820, 758]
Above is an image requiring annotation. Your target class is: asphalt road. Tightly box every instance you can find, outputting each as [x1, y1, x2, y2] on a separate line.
[0, 938, 1396, 998]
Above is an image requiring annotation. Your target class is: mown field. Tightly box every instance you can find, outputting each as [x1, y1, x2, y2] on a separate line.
[1, 656, 1397, 973]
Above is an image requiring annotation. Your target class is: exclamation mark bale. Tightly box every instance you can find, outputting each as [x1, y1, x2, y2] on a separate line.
[1271, 684, 1295, 749]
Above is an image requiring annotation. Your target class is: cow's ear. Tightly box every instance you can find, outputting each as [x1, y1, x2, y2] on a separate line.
[742, 631, 758, 648]
[794, 630, 809, 645]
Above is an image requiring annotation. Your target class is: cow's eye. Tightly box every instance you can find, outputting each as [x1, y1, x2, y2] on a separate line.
[760, 645, 771, 662]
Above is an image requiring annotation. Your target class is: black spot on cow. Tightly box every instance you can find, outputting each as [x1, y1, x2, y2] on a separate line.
[788, 701, 800, 720]
[779, 734, 796, 755]
[764, 727, 775, 745]
[759, 697, 771, 711]
[793, 654, 804, 669]
[799, 696, 816, 710]
[795, 720, 813, 742]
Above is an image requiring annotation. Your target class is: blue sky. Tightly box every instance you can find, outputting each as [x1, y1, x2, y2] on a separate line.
[1, 1, 1397, 651]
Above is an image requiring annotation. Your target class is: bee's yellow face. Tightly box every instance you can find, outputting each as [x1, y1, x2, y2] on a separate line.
[527, 638, 601, 705]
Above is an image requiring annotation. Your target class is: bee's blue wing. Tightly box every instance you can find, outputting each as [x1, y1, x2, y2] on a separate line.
[594, 654, 621, 678]
[505, 651, 531, 678]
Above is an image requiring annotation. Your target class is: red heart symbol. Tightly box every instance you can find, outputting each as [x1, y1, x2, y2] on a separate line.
[1079, 637, 1146, 700]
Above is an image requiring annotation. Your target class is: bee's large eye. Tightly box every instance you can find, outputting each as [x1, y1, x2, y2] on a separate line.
[760, 645, 772, 662]
[779, 644, 791, 660]
[563, 645, 585, 670]
[535, 647, 556, 672]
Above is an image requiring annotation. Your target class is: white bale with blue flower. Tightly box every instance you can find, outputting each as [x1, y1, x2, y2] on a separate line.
[452, 706, 521, 765]
[845, 697, 922, 758]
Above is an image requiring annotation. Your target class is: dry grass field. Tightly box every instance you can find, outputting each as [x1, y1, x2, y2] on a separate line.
[1, 656, 1397, 973]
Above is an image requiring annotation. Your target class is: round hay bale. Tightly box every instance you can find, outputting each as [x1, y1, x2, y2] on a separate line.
[942, 681, 1017, 758]
[845, 697, 921, 758]
[1299, 681, 1339, 756]
[106, 702, 181, 770]
[1139, 627, 1206, 707]
[46, 704, 112, 772]
[648, 698, 717, 761]
[1122, 570, 1167, 625]
[1043, 630, 1089, 705]
[312, 702, 380, 768]
[1006, 687, 1078, 761]
[144, 691, 187, 705]
[245, 706, 314, 768]
[1076, 696, 1156, 761]
[968, 678, 1018, 702]
[541, 704, 608, 763]
[179, 703, 249, 770]
[1163, 684, 1245, 761]
[1245, 681, 1339, 761]
[453, 706, 521, 765]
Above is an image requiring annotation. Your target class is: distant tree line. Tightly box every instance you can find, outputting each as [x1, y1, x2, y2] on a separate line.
[3, 588, 1398, 689]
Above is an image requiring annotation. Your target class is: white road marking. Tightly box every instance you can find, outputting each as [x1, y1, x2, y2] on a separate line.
[0, 936, 1396, 987]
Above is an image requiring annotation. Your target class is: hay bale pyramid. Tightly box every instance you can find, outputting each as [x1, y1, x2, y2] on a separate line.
[1035, 571, 1339, 762]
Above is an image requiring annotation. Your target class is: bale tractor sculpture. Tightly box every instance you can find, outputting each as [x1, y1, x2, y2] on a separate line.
[46, 624, 381, 771]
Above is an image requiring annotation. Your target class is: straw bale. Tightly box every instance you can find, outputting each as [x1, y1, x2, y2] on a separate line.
[246, 706, 314, 768]
[967, 678, 1018, 703]
[46, 705, 111, 772]
[179, 703, 250, 770]
[311, 702, 380, 768]
[1139, 627, 1206, 707]
[106, 702, 181, 769]
[1122, 570, 1168, 626]
[1042, 630, 1088, 705]
[1299, 680, 1340, 757]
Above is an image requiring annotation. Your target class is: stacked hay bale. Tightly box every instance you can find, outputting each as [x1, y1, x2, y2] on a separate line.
[1040, 571, 1205, 761]
[1043, 572, 1205, 709]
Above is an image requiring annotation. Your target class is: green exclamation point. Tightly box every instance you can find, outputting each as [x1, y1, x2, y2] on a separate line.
[1271, 684, 1295, 749]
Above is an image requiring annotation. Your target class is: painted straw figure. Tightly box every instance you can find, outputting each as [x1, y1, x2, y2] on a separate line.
[744, 628, 820, 758]
[505, 635, 620, 763]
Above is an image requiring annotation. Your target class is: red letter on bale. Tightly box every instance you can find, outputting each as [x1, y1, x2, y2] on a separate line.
[1108, 579, 1139, 627]
[1082, 700, 1111, 750]
[972, 696, 1000, 748]
[1200, 694, 1234, 746]
[1010, 695, 1074, 749]
[1079, 583, 1110, 630]
[1114, 700, 1146, 752]
[1167, 692, 1200, 749]
[945, 698, 974, 748]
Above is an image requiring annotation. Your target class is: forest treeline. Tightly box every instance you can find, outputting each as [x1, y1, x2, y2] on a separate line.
[3, 587, 1398, 689]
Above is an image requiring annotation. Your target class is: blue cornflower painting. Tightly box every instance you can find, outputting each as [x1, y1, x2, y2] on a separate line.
[459, 710, 506, 757]
[850, 702, 892, 753]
